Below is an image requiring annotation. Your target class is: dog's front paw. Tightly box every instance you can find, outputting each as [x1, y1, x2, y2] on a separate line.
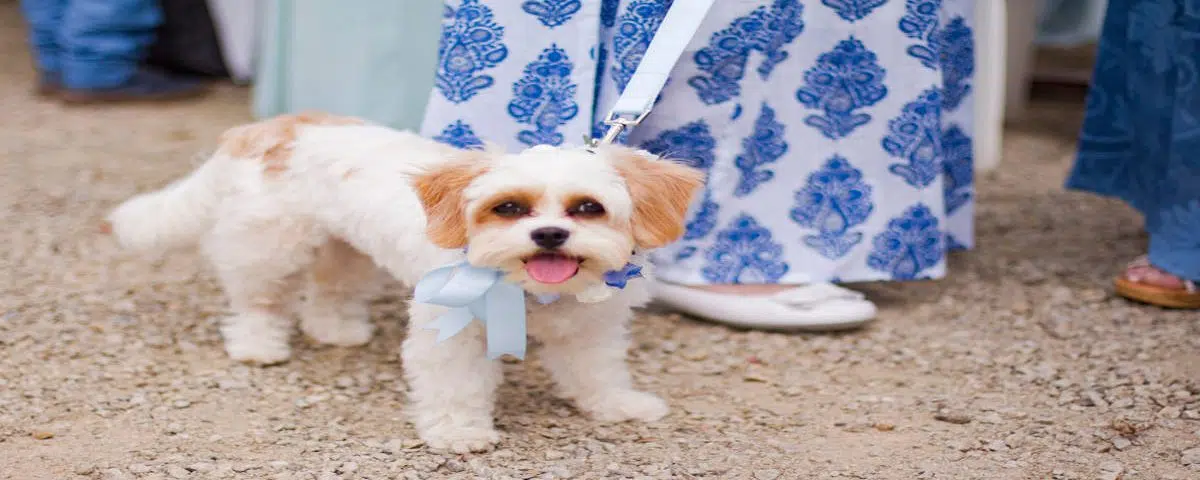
[581, 389, 669, 423]
[421, 426, 500, 454]
[301, 315, 375, 347]
[221, 315, 291, 365]
[223, 337, 291, 365]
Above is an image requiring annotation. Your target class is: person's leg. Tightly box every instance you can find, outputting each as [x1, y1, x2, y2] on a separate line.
[1116, 203, 1200, 308]
[1068, 0, 1200, 309]
[643, 0, 982, 330]
[59, 0, 158, 89]
[18, 0, 67, 94]
[252, 0, 441, 127]
[1148, 203, 1200, 282]
[58, 0, 207, 103]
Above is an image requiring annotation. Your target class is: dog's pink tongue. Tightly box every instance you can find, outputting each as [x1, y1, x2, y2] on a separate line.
[525, 255, 579, 284]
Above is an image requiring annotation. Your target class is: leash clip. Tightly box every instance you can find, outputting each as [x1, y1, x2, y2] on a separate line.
[588, 110, 652, 147]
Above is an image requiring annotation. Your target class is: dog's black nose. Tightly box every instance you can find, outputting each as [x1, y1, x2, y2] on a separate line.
[530, 227, 570, 249]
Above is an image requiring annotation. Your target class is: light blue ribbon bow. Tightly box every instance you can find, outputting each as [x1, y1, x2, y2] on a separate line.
[412, 262, 528, 360]
[413, 260, 644, 360]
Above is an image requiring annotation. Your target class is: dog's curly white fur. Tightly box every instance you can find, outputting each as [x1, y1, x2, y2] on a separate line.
[106, 112, 704, 452]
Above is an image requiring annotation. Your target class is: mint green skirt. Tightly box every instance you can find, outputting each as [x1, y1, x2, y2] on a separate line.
[251, 0, 442, 130]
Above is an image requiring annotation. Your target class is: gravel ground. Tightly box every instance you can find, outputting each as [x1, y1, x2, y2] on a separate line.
[2, 4, 1199, 479]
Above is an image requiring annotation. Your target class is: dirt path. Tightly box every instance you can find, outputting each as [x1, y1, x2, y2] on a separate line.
[1, 4, 1197, 479]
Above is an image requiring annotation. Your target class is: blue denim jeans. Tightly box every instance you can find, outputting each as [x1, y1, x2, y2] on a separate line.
[19, 0, 161, 89]
[1067, 0, 1200, 282]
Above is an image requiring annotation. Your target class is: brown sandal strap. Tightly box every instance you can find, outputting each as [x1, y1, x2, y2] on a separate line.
[1125, 255, 1152, 270]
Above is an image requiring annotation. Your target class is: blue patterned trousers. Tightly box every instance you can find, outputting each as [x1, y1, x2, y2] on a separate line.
[1068, 0, 1200, 281]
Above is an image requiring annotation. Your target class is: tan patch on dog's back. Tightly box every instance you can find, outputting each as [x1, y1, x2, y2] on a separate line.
[217, 112, 365, 175]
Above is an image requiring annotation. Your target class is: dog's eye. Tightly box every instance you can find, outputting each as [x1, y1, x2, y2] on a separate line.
[492, 201, 530, 217]
[567, 200, 606, 218]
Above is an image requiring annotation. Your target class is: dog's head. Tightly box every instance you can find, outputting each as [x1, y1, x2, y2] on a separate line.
[414, 144, 705, 295]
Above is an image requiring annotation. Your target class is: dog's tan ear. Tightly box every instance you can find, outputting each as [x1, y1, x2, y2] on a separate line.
[609, 147, 706, 249]
[413, 152, 490, 249]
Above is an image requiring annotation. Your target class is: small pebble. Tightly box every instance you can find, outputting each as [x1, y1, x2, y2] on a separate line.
[1111, 437, 1132, 451]
[166, 465, 190, 478]
[934, 411, 972, 425]
[1181, 447, 1200, 466]
[1098, 461, 1124, 480]
[443, 460, 466, 473]
[946, 439, 973, 452]
[382, 439, 406, 454]
[102, 468, 131, 480]
[754, 469, 781, 480]
[187, 463, 214, 473]
[977, 412, 1004, 424]
[1099, 461, 1123, 473]
[1079, 289, 1108, 303]
[31, 430, 54, 440]
[1110, 418, 1138, 436]
[402, 439, 425, 449]
[681, 349, 708, 361]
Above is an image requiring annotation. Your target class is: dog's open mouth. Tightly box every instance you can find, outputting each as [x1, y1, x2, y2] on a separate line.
[523, 252, 581, 284]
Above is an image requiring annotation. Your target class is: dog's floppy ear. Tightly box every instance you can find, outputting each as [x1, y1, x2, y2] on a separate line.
[609, 146, 706, 249]
[413, 151, 490, 249]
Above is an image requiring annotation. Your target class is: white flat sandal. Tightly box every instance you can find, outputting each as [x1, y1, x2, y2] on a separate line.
[651, 281, 877, 331]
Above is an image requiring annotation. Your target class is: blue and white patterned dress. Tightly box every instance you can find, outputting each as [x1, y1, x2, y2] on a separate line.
[421, 0, 976, 285]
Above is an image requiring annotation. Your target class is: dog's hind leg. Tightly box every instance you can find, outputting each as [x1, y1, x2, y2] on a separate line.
[203, 214, 322, 365]
[298, 238, 378, 347]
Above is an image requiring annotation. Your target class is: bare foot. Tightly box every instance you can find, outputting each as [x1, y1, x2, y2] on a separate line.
[1114, 256, 1200, 309]
[1123, 256, 1192, 291]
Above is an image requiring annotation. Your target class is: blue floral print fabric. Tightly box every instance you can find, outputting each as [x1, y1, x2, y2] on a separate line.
[421, 0, 977, 285]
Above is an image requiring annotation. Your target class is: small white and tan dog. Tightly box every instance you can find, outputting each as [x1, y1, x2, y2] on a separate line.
[106, 112, 704, 452]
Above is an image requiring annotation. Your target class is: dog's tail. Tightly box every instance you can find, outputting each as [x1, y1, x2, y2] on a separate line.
[105, 157, 226, 252]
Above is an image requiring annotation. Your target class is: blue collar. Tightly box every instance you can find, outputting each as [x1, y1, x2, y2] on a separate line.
[412, 261, 642, 360]
[604, 262, 643, 288]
